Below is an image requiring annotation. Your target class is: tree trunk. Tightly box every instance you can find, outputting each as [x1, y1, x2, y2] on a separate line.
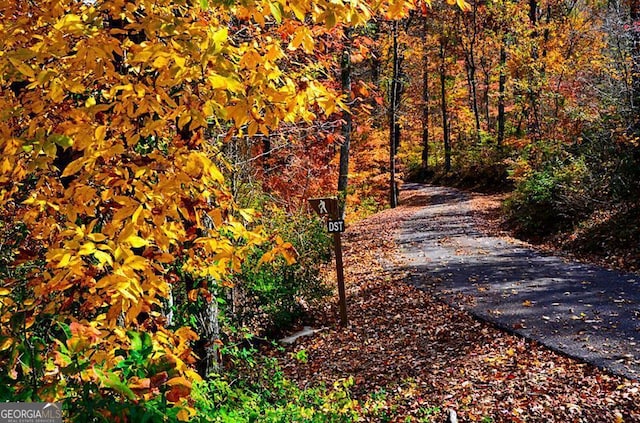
[421, 15, 431, 175]
[631, 0, 640, 127]
[262, 137, 271, 172]
[528, 0, 542, 139]
[497, 40, 507, 149]
[440, 36, 451, 172]
[338, 27, 352, 216]
[196, 297, 220, 377]
[370, 22, 383, 126]
[466, 56, 481, 141]
[480, 57, 491, 132]
[462, 6, 481, 141]
[389, 20, 400, 208]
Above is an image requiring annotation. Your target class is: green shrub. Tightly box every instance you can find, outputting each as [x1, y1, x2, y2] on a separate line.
[192, 352, 380, 422]
[505, 124, 640, 237]
[505, 157, 589, 236]
[233, 204, 333, 335]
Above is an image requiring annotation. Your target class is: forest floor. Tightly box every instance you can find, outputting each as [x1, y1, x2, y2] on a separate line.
[275, 184, 640, 422]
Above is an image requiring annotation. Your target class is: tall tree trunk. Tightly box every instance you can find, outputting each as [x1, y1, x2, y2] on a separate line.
[631, 0, 640, 127]
[440, 36, 451, 172]
[480, 57, 491, 132]
[196, 298, 220, 376]
[370, 22, 383, 126]
[529, 0, 537, 28]
[421, 15, 431, 175]
[466, 56, 481, 141]
[338, 27, 352, 216]
[528, 0, 542, 139]
[184, 273, 220, 377]
[497, 40, 507, 149]
[262, 138, 271, 172]
[462, 6, 481, 141]
[389, 20, 400, 208]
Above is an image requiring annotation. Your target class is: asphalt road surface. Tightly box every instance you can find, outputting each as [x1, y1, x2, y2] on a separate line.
[395, 183, 640, 380]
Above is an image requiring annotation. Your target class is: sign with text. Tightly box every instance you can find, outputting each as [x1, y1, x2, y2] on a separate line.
[307, 196, 348, 326]
[327, 219, 345, 233]
[308, 197, 339, 219]
[0, 403, 62, 423]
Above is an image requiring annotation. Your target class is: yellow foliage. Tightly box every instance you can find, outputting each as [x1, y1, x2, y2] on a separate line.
[0, 0, 373, 414]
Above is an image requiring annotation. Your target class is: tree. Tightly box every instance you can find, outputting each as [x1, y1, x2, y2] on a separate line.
[389, 19, 402, 207]
[440, 31, 452, 172]
[338, 27, 353, 215]
[422, 9, 432, 174]
[631, 0, 640, 125]
[0, 0, 370, 417]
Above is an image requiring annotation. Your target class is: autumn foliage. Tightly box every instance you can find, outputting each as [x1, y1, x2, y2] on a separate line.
[0, 0, 375, 418]
[2, 0, 640, 418]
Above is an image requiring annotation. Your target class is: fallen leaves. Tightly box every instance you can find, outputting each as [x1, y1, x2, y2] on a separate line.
[271, 192, 640, 422]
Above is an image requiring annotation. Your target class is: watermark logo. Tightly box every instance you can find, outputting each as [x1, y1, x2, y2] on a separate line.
[0, 403, 62, 423]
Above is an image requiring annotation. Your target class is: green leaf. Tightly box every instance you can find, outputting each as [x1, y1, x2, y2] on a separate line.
[99, 370, 137, 400]
[269, 1, 283, 24]
[127, 331, 153, 355]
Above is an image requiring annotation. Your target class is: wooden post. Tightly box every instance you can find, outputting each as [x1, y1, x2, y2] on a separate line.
[309, 197, 348, 326]
[333, 232, 348, 327]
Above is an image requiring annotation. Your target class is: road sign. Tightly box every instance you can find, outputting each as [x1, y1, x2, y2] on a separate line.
[327, 219, 345, 233]
[308, 197, 347, 326]
[309, 197, 339, 219]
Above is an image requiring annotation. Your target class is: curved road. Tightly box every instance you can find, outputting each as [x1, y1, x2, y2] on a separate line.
[395, 183, 640, 380]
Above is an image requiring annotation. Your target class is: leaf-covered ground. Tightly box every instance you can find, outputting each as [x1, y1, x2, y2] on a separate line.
[469, 191, 640, 275]
[274, 189, 640, 422]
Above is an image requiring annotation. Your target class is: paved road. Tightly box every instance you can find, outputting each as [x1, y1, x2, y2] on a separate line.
[395, 183, 640, 380]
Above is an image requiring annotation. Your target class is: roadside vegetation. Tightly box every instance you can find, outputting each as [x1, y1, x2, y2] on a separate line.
[2, 0, 640, 420]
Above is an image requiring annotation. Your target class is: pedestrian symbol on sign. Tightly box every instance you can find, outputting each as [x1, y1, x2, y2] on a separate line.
[307, 196, 347, 326]
[318, 199, 328, 215]
[308, 197, 338, 219]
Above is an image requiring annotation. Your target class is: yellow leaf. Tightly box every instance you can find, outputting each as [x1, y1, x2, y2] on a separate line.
[212, 27, 228, 46]
[9, 57, 35, 79]
[301, 33, 314, 54]
[124, 255, 147, 271]
[0, 288, 10, 296]
[269, 1, 283, 23]
[95, 125, 107, 142]
[0, 338, 13, 352]
[93, 250, 113, 267]
[54, 14, 84, 33]
[132, 205, 144, 225]
[290, 2, 307, 20]
[166, 376, 192, 388]
[177, 112, 191, 129]
[208, 74, 244, 94]
[56, 253, 72, 268]
[49, 79, 65, 103]
[289, 27, 305, 50]
[153, 54, 171, 69]
[457, 0, 472, 11]
[79, 242, 97, 256]
[257, 250, 273, 267]
[127, 235, 148, 249]
[61, 156, 87, 177]
[239, 208, 255, 223]
[176, 408, 192, 422]
[87, 233, 107, 242]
